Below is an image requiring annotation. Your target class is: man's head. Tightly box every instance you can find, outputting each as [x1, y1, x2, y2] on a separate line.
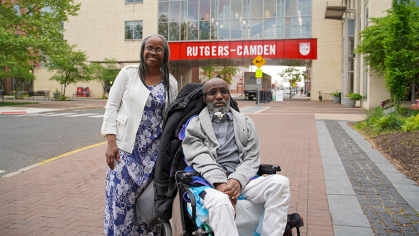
[203, 78, 231, 114]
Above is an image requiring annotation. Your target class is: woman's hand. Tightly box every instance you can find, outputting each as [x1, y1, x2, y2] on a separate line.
[105, 135, 120, 170]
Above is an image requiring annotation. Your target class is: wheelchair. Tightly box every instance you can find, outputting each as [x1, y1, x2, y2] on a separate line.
[148, 83, 303, 236]
[172, 164, 304, 236]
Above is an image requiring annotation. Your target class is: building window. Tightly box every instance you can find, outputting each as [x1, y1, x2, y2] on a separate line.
[125, 21, 143, 40]
[126, 0, 143, 3]
[158, 0, 311, 41]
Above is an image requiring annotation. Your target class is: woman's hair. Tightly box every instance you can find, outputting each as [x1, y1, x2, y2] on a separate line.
[139, 34, 171, 103]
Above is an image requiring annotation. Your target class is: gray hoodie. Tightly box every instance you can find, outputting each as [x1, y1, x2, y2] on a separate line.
[182, 107, 261, 188]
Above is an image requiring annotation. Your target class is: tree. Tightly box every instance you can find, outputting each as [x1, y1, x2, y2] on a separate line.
[201, 66, 216, 81]
[47, 45, 91, 98]
[0, 0, 81, 89]
[279, 67, 304, 99]
[384, 0, 419, 104]
[216, 65, 239, 85]
[91, 58, 120, 98]
[355, 0, 419, 105]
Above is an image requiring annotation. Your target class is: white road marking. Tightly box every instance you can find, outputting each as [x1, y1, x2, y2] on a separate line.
[88, 115, 104, 118]
[65, 113, 98, 117]
[0, 170, 5, 174]
[42, 113, 77, 116]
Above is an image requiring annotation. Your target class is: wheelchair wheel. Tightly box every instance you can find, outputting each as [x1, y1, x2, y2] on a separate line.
[159, 222, 172, 236]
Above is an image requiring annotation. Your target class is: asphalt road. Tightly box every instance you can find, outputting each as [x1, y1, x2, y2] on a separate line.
[0, 108, 106, 177]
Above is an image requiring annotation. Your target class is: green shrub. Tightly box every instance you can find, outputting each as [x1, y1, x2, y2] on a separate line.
[349, 93, 363, 100]
[331, 92, 340, 97]
[372, 112, 404, 133]
[401, 114, 419, 131]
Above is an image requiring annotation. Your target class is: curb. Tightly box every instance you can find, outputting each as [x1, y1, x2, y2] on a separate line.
[1, 141, 107, 179]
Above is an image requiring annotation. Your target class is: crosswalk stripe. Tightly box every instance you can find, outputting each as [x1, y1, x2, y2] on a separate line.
[43, 113, 77, 116]
[88, 115, 104, 118]
[65, 113, 98, 117]
[0, 170, 5, 174]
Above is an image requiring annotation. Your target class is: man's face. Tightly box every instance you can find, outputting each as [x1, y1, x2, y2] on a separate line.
[203, 78, 231, 114]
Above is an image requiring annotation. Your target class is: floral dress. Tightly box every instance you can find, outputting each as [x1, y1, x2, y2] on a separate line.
[104, 81, 166, 236]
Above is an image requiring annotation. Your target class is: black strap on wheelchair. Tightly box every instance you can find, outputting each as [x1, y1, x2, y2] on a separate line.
[186, 188, 197, 223]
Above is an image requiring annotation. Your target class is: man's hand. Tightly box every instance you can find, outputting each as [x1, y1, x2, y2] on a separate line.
[214, 183, 227, 193]
[224, 179, 241, 200]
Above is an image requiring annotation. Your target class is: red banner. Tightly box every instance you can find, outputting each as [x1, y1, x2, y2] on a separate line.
[168, 39, 317, 61]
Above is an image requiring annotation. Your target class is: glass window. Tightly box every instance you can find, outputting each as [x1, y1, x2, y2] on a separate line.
[277, 0, 285, 17]
[264, 18, 276, 39]
[158, 2, 169, 22]
[348, 19, 355, 36]
[125, 22, 133, 39]
[284, 17, 298, 38]
[243, 19, 250, 39]
[277, 17, 285, 38]
[188, 21, 199, 40]
[218, 20, 230, 39]
[200, 0, 211, 20]
[299, 0, 311, 16]
[231, 0, 243, 19]
[265, 0, 276, 18]
[300, 16, 311, 38]
[181, 22, 188, 40]
[211, 21, 217, 39]
[158, 23, 169, 39]
[126, 0, 143, 3]
[251, 18, 263, 39]
[211, 0, 219, 22]
[170, 1, 181, 21]
[181, 1, 187, 21]
[243, 0, 250, 18]
[199, 21, 211, 40]
[169, 22, 180, 40]
[251, 0, 263, 18]
[285, 0, 297, 16]
[231, 19, 242, 39]
[219, 0, 231, 19]
[125, 21, 143, 40]
[134, 22, 143, 39]
[364, 0, 369, 27]
[188, 0, 199, 21]
[14, 5, 20, 16]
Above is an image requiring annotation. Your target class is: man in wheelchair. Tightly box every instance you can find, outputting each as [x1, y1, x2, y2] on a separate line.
[182, 78, 291, 236]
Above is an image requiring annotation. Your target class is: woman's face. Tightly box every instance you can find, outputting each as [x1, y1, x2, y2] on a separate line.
[143, 36, 165, 69]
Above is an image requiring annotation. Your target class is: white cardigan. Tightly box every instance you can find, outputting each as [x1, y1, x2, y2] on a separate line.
[101, 64, 178, 153]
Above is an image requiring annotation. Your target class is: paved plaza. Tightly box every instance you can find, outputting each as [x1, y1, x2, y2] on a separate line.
[0, 97, 418, 235]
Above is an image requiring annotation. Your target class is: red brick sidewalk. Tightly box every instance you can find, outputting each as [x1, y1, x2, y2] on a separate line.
[0, 100, 364, 235]
[0, 145, 107, 235]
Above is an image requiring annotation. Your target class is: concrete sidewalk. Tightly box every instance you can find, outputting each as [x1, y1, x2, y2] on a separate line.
[0, 98, 107, 114]
[1, 99, 418, 235]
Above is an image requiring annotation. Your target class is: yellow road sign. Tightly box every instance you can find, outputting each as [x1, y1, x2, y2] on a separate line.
[256, 69, 262, 78]
[252, 55, 266, 68]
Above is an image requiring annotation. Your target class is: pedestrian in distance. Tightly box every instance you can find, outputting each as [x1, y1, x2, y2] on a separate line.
[101, 34, 178, 236]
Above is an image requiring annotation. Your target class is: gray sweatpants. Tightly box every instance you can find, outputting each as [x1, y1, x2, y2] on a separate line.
[201, 174, 290, 236]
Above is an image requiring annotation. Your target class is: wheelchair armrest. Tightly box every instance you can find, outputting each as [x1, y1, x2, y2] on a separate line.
[175, 171, 196, 184]
[257, 164, 281, 176]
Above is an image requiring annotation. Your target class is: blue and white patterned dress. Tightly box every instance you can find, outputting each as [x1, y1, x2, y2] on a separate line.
[104, 80, 166, 236]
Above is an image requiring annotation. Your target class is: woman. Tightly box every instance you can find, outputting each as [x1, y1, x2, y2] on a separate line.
[101, 34, 178, 235]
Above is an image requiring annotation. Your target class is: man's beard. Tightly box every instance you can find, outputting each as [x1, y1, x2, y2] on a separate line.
[207, 97, 231, 114]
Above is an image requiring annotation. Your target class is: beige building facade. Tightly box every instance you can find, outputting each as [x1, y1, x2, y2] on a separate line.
[27, 0, 405, 110]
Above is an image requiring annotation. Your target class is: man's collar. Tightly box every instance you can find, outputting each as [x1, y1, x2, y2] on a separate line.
[210, 112, 233, 121]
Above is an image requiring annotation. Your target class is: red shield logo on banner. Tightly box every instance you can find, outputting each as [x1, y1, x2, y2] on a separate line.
[299, 43, 310, 56]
